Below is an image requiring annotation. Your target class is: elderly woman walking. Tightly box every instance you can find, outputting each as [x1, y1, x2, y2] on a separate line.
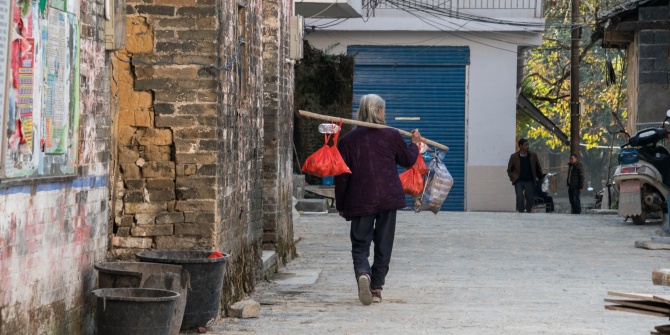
[334, 94, 422, 306]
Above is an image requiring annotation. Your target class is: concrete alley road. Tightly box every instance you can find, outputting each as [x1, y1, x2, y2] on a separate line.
[217, 211, 670, 334]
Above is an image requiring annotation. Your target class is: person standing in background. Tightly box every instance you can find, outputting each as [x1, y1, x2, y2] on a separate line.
[567, 154, 584, 214]
[507, 138, 545, 213]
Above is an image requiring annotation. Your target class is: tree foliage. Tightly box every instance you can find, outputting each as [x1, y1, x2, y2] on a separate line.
[522, 0, 628, 153]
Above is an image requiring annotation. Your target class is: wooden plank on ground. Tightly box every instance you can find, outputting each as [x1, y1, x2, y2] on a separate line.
[605, 304, 670, 317]
[607, 291, 657, 302]
[654, 295, 670, 304]
[604, 299, 670, 313]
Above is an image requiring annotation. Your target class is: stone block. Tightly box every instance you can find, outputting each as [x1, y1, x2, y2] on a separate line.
[155, 115, 197, 128]
[146, 178, 175, 190]
[124, 191, 145, 203]
[156, 212, 185, 224]
[119, 146, 140, 162]
[125, 179, 145, 190]
[174, 139, 199, 152]
[174, 127, 216, 139]
[178, 104, 216, 115]
[176, 6, 215, 16]
[116, 215, 134, 227]
[156, 41, 196, 53]
[197, 164, 216, 176]
[175, 200, 215, 212]
[639, 44, 668, 59]
[157, 18, 197, 29]
[121, 163, 141, 179]
[145, 145, 172, 161]
[124, 201, 167, 214]
[176, 187, 216, 200]
[137, 128, 173, 146]
[176, 177, 215, 189]
[175, 222, 212, 237]
[143, 161, 176, 178]
[655, 31, 670, 44]
[194, 212, 214, 223]
[228, 300, 260, 318]
[135, 5, 175, 15]
[147, 189, 177, 202]
[639, 72, 668, 84]
[294, 199, 327, 213]
[292, 174, 305, 199]
[116, 227, 131, 237]
[132, 225, 174, 237]
[175, 153, 216, 164]
[112, 237, 152, 248]
[135, 213, 156, 225]
[155, 236, 199, 249]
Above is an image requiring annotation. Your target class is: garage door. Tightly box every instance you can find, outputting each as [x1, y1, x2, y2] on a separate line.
[348, 45, 468, 211]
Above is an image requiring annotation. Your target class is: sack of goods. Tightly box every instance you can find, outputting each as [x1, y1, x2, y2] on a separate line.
[414, 151, 453, 214]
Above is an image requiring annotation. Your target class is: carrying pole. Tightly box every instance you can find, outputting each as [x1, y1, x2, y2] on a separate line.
[298, 110, 449, 151]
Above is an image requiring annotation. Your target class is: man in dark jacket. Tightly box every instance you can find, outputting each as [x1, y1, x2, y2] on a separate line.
[507, 138, 544, 213]
[567, 153, 584, 214]
[335, 94, 422, 306]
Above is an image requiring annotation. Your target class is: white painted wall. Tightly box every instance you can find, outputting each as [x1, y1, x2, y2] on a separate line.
[306, 30, 542, 211]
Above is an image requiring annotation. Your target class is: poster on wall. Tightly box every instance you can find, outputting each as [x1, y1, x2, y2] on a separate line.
[0, 0, 12, 176]
[2, 0, 80, 179]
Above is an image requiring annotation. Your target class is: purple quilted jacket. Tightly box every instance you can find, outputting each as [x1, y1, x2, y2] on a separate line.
[334, 127, 419, 219]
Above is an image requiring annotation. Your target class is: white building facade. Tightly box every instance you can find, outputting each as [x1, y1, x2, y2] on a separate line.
[300, 1, 545, 211]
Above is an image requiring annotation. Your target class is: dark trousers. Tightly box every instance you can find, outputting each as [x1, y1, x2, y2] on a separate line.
[350, 210, 396, 290]
[568, 187, 581, 214]
[514, 181, 534, 213]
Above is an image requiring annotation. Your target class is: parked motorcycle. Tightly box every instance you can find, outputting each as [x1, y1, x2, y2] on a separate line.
[611, 110, 670, 225]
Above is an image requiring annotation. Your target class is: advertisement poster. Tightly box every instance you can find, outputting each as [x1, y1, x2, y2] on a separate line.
[2, 0, 80, 178]
[0, 0, 12, 167]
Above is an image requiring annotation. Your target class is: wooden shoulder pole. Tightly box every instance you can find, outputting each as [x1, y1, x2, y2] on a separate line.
[297, 110, 449, 152]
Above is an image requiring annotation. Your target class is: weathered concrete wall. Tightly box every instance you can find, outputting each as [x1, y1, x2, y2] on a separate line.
[0, 2, 111, 334]
[261, 0, 296, 265]
[112, 0, 295, 310]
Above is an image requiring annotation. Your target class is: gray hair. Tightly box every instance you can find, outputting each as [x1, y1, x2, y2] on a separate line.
[356, 94, 386, 125]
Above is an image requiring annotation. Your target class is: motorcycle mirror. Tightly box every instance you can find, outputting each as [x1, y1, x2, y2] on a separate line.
[666, 109, 670, 118]
[607, 125, 621, 134]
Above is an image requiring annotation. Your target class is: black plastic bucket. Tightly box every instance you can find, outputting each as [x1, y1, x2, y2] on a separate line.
[92, 288, 179, 335]
[136, 250, 229, 331]
[94, 262, 189, 335]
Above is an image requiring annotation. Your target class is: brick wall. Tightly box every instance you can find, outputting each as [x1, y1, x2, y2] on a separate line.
[112, 0, 290, 309]
[635, 6, 670, 124]
[261, 0, 296, 263]
[0, 1, 111, 333]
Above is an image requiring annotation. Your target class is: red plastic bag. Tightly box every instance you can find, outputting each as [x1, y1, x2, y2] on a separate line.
[414, 154, 428, 175]
[208, 251, 224, 259]
[399, 168, 423, 195]
[301, 120, 352, 177]
[399, 155, 428, 196]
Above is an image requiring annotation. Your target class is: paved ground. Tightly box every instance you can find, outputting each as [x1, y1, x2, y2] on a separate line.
[204, 211, 670, 335]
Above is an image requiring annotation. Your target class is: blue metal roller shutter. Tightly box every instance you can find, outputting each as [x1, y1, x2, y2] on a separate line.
[348, 45, 468, 211]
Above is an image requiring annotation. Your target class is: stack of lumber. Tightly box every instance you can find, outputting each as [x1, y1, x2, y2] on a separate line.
[604, 269, 670, 334]
[604, 291, 670, 318]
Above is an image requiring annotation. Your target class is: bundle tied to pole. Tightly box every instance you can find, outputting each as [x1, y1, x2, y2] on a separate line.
[297, 110, 449, 151]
